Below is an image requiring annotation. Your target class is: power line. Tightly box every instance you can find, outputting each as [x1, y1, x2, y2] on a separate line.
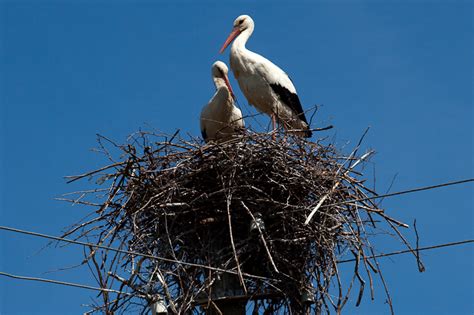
[0, 178, 471, 305]
[337, 239, 474, 263]
[295, 178, 474, 214]
[0, 240, 471, 295]
[0, 225, 202, 268]
[0, 225, 166, 261]
[0, 225, 472, 295]
[0, 225, 265, 279]
[271, 177, 474, 216]
[0, 271, 133, 295]
[1, 225, 472, 266]
[0, 178, 472, 277]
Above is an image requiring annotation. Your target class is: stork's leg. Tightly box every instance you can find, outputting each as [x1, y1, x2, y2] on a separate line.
[271, 114, 277, 140]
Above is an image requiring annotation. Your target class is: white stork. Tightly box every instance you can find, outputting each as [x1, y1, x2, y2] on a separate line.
[220, 15, 312, 138]
[200, 61, 245, 143]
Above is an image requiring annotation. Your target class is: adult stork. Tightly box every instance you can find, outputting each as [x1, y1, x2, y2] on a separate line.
[200, 61, 245, 143]
[220, 15, 312, 138]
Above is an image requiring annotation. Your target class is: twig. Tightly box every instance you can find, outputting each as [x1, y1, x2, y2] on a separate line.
[226, 193, 248, 295]
[413, 220, 426, 272]
[241, 201, 279, 273]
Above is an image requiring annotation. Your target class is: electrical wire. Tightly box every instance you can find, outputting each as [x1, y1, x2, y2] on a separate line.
[0, 225, 472, 265]
[337, 239, 474, 263]
[0, 178, 472, 294]
[0, 239, 471, 293]
[0, 230, 472, 295]
[0, 177, 472, 264]
[0, 225, 265, 278]
[294, 178, 474, 214]
[0, 271, 132, 295]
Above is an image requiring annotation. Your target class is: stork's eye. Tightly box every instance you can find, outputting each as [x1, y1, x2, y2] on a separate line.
[238, 19, 244, 25]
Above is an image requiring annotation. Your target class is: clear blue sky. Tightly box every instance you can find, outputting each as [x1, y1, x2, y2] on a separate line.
[1, 1, 472, 314]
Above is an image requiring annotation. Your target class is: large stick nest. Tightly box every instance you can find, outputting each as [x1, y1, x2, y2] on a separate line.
[63, 130, 414, 314]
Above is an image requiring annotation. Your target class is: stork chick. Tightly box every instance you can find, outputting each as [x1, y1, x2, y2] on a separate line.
[200, 61, 245, 143]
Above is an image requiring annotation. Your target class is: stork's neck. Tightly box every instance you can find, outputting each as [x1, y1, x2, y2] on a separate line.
[213, 77, 227, 90]
[232, 26, 253, 52]
[213, 78, 232, 103]
[211, 84, 233, 111]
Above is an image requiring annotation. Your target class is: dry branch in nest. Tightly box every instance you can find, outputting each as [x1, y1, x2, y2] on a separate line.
[63, 129, 417, 315]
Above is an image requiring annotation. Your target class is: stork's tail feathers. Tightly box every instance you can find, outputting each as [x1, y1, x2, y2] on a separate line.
[295, 111, 312, 138]
[293, 125, 312, 138]
[303, 127, 313, 138]
[283, 121, 313, 138]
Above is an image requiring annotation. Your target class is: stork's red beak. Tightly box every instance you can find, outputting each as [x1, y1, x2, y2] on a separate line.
[223, 74, 236, 101]
[219, 27, 241, 54]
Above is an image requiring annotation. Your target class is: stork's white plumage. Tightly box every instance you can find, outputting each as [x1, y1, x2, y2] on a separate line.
[220, 15, 312, 138]
[200, 61, 244, 143]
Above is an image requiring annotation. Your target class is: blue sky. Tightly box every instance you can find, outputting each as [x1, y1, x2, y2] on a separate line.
[1, 1, 472, 314]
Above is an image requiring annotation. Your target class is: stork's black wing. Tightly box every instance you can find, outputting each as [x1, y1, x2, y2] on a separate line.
[269, 83, 312, 137]
[269, 83, 309, 125]
[201, 128, 208, 142]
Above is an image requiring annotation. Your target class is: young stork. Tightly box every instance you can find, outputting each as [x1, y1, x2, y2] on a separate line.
[220, 15, 312, 138]
[200, 61, 245, 143]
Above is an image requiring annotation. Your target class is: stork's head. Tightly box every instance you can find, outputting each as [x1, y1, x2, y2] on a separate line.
[211, 61, 235, 100]
[219, 15, 254, 54]
[211, 61, 229, 78]
[233, 15, 253, 32]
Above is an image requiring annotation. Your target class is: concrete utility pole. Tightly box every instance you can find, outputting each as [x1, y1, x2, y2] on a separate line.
[206, 272, 246, 315]
[208, 300, 246, 315]
[204, 212, 267, 314]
